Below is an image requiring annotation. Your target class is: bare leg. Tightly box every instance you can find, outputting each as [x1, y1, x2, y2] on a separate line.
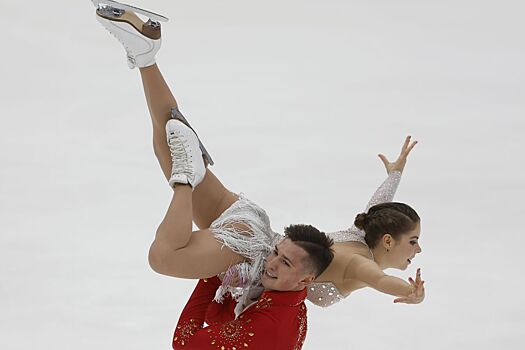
[139, 64, 237, 228]
[94, 10, 246, 278]
[149, 185, 245, 278]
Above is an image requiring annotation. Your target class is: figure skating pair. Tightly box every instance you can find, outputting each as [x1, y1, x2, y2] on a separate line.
[92, 1, 425, 348]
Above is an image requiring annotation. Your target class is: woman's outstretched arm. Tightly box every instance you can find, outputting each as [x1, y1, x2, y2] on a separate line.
[367, 135, 418, 210]
[344, 254, 425, 304]
[327, 136, 417, 238]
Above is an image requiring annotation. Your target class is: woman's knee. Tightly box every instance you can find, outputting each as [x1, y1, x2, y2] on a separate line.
[148, 240, 191, 277]
[148, 240, 167, 275]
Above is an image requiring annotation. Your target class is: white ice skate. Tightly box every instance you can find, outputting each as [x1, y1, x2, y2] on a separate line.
[166, 120, 207, 189]
[92, 0, 168, 68]
[170, 107, 215, 166]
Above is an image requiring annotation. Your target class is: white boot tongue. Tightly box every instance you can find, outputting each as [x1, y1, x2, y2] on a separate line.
[166, 120, 206, 190]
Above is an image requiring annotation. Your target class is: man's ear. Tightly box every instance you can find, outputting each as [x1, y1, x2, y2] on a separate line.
[298, 274, 316, 289]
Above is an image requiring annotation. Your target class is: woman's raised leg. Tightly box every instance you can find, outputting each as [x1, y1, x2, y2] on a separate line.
[139, 65, 237, 229]
[94, 5, 245, 278]
[149, 120, 246, 278]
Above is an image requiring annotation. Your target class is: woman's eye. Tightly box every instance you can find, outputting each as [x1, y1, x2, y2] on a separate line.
[283, 260, 290, 267]
[410, 241, 417, 245]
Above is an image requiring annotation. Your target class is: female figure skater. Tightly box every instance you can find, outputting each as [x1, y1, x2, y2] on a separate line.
[92, 1, 425, 308]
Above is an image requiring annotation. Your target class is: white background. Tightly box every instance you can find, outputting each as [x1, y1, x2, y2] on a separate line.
[1, 0, 524, 349]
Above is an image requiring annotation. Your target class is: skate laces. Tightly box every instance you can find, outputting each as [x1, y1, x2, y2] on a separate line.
[167, 132, 194, 179]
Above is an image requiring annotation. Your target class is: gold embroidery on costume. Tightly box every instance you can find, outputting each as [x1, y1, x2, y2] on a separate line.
[255, 296, 272, 310]
[207, 317, 255, 350]
[173, 318, 202, 347]
[294, 304, 307, 350]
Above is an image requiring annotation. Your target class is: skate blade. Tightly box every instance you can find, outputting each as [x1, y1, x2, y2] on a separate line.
[96, 6, 161, 40]
[92, 0, 169, 23]
[199, 142, 214, 167]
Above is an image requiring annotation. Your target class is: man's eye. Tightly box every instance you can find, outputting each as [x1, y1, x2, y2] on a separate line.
[410, 241, 417, 245]
[273, 249, 278, 255]
[283, 260, 290, 267]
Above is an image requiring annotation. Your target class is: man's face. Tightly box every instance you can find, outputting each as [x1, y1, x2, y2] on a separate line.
[261, 238, 315, 291]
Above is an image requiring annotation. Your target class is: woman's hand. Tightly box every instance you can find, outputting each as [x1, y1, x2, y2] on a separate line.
[394, 268, 425, 304]
[378, 135, 418, 174]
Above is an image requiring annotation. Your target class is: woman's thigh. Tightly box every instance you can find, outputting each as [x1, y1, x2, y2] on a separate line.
[192, 170, 238, 229]
[155, 228, 246, 279]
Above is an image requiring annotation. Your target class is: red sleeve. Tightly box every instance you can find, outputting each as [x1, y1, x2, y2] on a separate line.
[172, 277, 221, 348]
[174, 309, 278, 349]
[204, 295, 236, 326]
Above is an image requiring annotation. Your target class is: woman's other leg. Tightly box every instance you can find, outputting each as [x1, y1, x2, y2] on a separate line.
[139, 64, 237, 228]
[149, 184, 245, 278]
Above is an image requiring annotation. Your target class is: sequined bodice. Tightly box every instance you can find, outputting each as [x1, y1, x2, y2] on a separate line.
[307, 171, 402, 307]
[308, 282, 345, 307]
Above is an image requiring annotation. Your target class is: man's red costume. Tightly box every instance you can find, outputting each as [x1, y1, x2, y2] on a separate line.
[172, 276, 307, 349]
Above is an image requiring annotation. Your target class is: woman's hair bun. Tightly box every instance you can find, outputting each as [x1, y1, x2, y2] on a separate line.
[354, 212, 368, 230]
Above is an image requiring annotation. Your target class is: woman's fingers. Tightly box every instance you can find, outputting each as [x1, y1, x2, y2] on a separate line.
[378, 154, 390, 168]
[406, 140, 418, 154]
[414, 282, 425, 300]
[397, 277, 425, 304]
[409, 269, 421, 286]
[394, 295, 414, 304]
[401, 136, 418, 157]
[379, 136, 418, 174]
[401, 135, 411, 153]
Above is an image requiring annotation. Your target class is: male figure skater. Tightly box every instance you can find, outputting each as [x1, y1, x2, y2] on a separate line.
[172, 223, 334, 350]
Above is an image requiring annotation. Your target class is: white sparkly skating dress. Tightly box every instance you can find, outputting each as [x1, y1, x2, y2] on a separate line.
[212, 171, 402, 308]
[307, 171, 402, 307]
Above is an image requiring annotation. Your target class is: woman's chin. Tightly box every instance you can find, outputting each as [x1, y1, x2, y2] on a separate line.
[392, 263, 408, 271]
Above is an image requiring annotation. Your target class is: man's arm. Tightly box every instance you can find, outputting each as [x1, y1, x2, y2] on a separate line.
[172, 277, 223, 348]
[172, 279, 280, 349]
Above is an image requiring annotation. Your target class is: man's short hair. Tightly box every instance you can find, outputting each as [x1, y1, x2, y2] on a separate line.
[284, 224, 334, 277]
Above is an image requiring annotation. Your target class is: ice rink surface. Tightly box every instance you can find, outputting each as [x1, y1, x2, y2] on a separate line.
[1, 1, 524, 349]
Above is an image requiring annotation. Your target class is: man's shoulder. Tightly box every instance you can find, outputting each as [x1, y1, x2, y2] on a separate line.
[256, 288, 308, 308]
[239, 289, 308, 328]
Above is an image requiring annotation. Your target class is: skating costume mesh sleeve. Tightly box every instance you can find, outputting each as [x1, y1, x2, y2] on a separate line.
[327, 171, 402, 244]
[307, 171, 403, 308]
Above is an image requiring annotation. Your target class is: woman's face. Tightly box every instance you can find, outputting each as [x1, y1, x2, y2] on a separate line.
[389, 222, 422, 270]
